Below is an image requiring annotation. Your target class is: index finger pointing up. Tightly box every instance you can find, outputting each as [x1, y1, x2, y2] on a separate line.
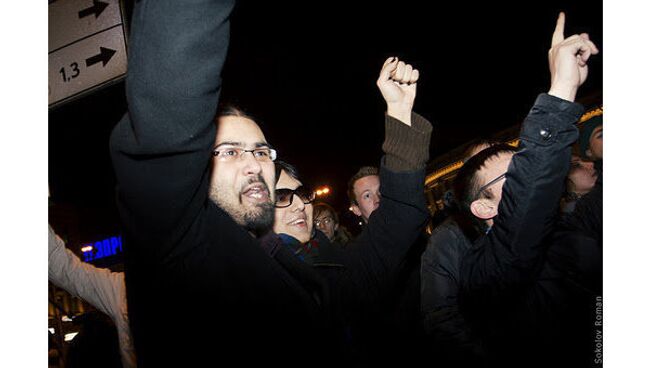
[552, 12, 566, 47]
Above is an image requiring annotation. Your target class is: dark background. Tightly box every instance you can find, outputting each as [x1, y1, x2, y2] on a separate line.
[49, 0, 602, 239]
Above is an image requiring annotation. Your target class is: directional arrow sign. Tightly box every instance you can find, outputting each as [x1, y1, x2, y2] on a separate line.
[85, 47, 117, 67]
[49, 0, 127, 107]
[78, 0, 109, 19]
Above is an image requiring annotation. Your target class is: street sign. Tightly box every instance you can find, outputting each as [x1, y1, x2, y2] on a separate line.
[49, 0, 128, 107]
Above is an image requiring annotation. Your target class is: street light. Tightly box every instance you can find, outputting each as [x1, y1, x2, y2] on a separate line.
[315, 186, 331, 197]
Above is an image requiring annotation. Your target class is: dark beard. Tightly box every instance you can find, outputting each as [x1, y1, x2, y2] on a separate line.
[243, 201, 274, 236]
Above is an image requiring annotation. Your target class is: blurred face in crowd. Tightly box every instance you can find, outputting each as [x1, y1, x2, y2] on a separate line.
[274, 170, 314, 243]
[209, 116, 276, 235]
[567, 155, 597, 195]
[315, 210, 338, 241]
[586, 125, 603, 160]
[351, 175, 381, 223]
[470, 152, 514, 228]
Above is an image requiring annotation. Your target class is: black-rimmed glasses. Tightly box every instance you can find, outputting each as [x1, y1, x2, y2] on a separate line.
[275, 186, 316, 208]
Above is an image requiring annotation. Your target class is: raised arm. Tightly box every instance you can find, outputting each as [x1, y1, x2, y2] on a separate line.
[48, 225, 125, 320]
[109, 0, 235, 256]
[48, 225, 135, 367]
[341, 57, 431, 301]
[460, 13, 598, 301]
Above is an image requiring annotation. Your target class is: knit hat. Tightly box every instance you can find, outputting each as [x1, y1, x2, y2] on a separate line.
[578, 114, 603, 158]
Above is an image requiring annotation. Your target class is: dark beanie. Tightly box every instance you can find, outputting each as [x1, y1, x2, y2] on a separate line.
[579, 114, 603, 157]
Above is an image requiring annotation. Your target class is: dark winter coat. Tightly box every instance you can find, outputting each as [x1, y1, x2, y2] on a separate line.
[459, 94, 602, 368]
[109, 1, 431, 366]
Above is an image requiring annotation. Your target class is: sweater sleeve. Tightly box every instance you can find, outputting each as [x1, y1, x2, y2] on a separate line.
[383, 112, 432, 171]
[338, 114, 431, 305]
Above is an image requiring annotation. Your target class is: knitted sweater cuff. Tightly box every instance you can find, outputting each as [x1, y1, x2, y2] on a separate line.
[382, 112, 432, 171]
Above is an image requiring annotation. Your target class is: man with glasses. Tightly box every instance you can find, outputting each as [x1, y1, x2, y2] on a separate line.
[209, 105, 278, 236]
[314, 202, 351, 246]
[452, 13, 602, 367]
[108, 0, 431, 362]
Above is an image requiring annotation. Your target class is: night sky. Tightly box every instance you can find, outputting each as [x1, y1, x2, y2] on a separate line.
[48, 0, 602, 236]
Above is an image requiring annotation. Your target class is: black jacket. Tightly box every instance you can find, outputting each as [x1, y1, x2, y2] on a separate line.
[459, 94, 602, 367]
[420, 216, 486, 367]
[109, 1, 431, 366]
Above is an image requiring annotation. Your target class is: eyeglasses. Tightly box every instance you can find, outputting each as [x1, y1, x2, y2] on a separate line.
[212, 146, 277, 162]
[275, 186, 316, 208]
[476, 172, 507, 199]
[315, 217, 334, 227]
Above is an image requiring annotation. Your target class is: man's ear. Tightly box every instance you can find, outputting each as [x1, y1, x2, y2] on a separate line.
[470, 198, 498, 220]
[351, 204, 362, 217]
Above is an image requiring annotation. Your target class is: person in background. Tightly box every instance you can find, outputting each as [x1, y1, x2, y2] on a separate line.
[347, 166, 381, 224]
[560, 154, 597, 213]
[48, 225, 135, 368]
[579, 113, 603, 161]
[313, 202, 352, 247]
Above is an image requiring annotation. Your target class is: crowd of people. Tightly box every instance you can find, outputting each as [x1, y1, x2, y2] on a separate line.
[49, 2, 602, 367]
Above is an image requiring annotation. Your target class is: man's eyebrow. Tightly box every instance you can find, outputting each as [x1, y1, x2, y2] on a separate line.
[255, 142, 272, 149]
[214, 141, 243, 149]
[214, 141, 272, 149]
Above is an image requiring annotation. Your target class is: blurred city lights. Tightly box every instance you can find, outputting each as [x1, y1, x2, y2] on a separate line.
[315, 186, 331, 197]
[64, 332, 79, 341]
[81, 245, 93, 253]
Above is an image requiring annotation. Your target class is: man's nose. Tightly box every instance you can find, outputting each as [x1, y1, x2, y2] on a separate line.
[241, 152, 262, 175]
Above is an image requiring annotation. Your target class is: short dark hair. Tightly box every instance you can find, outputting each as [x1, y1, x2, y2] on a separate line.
[215, 103, 257, 121]
[453, 144, 517, 232]
[313, 202, 339, 224]
[347, 166, 379, 205]
[461, 138, 501, 161]
[275, 160, 300, 183]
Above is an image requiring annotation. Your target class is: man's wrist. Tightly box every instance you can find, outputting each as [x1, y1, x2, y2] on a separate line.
[548, 84, 577, 102]
[387, 104, 413, 126]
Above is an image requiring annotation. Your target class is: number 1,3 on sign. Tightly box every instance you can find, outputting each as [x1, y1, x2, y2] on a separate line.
[59, 62, 80, 82]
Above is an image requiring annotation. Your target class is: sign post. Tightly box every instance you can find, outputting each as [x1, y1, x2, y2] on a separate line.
[49, 0, 128, 108]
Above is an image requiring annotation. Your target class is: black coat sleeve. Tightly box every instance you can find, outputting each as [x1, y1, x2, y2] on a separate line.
[339, 114, 432, 305]
[460, 94, 584, 307]
[109, 0, 235, 261]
